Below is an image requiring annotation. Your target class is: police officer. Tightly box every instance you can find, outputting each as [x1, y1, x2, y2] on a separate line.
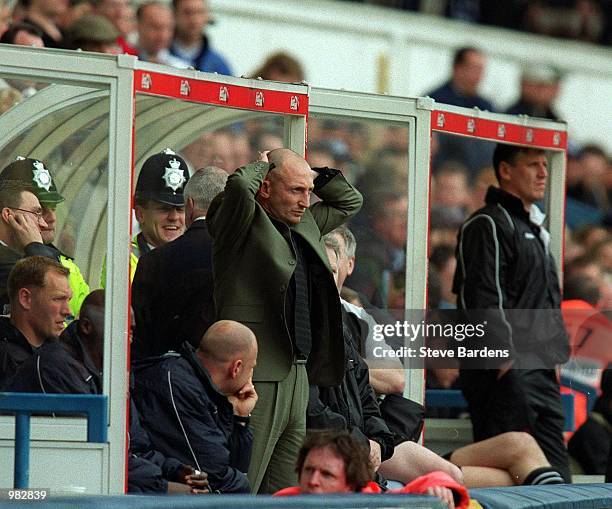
[0, 157, 90, 317]
[101, 148, 190, 286]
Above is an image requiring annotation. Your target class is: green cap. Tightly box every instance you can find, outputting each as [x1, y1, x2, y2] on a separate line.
[0, 157, 65, 205]
[65, 14, 119, 45]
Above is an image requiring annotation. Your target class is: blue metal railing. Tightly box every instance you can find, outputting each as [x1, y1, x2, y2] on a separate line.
[0, 392, 108, 489]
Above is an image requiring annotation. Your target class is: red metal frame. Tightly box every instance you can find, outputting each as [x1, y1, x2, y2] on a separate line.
[134, 70, 308, 116]
[431, 109, 567, 150]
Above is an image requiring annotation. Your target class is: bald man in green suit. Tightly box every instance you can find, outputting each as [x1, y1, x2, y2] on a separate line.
[207, 149, 362, 493]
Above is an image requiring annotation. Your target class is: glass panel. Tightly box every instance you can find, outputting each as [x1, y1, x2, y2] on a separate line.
[0, 77, 110, 394]
[308, 115, 409, 312]
[130, 95, 287, 359]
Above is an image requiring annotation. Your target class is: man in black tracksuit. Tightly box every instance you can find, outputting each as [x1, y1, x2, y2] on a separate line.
[453, 143, 570, 482]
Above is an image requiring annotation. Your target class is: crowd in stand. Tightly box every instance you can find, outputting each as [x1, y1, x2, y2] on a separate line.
[348, 0, 612, 46]
[0, 0, 610, 502]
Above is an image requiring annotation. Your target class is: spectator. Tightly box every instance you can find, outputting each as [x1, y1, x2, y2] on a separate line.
[0, 87, 22, 114]
[429, 244, 457, 309]
[132, 166, 227, 359]
[136, 1, 188, 67]
[0, 179, 59, 312]
[348, 190, 407, 308]
[21, 0, 66, 48]
[1, 157, 90, 316]
[170, 0, 232, 75]
[207, 148, 362, 493]
[427, 46, 493, 111]
[64, 13, 121, 54]
[0, 256, 70, 389]
[427, 47, 495, 175]
[181, 130, 239, 174]
[0, 0, 11, 36]
[251, 52, 304, 82]
[453, 143, 571, 481]
[591, 236, 612, 272]
[274, 430, 468, 509]
[57, 0, 91, 31]
[568, 366, 612, 474]
[568, 144, 610, 212]
[0, 20, 43, 46]
[505, 64, 562, 121]
[132, 320, 258, 494]
[91, 0, 138, 55]
[100, 149, 189, 286]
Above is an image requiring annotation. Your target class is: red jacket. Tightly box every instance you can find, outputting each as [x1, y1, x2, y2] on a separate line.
[274, 471, 470, 508]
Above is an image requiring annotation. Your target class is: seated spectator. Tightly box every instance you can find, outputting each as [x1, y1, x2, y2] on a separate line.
[132, 320, 258, 493]
[567, 144, 610, 212]
[64, 14, 120, 54]
[0, 256, 71, 389]
[0, 21, 44, 47]
[427, 47, 495, 174]
[0, 0, 10, 36]
[21, 0, 65, 48]
[429, 244, 457, 309]
[0, 87, 22, 114]
[0, 179, 59, 312]
[431, 162, 471, 218]
[251, 52, 304, 82]
[505, 64, 562, 121]
[569, 365, 612, 474]
[170, 0, 232, 75]
[348, 191, 407, 308]
[136, 2, 189, 67]
[180, 131, 239, 174]
[274, 430, 469, 509]
[590, 236, 612, 272]
[91, 0, 138, 55]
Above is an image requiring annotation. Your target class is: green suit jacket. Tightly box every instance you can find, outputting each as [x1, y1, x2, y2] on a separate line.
[207, 162, 363, 385]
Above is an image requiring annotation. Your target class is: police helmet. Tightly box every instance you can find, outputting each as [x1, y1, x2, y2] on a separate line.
[0, 157, 64, 205]
[135, 149, 190, 207]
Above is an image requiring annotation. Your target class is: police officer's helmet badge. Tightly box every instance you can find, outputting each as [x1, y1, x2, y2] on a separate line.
[162, 158, 186, 193]
[32, 160, 53, 191]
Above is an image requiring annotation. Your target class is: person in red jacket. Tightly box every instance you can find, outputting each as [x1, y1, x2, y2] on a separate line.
[274, 430, 469, 509]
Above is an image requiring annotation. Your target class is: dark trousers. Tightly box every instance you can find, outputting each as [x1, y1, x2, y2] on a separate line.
[460, 368, 571, 482]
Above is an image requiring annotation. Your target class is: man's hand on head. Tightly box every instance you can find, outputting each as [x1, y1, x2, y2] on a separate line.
[228, 378, 258, 417]
[7, 211, 43, 250]
[257, 151, 270, 163]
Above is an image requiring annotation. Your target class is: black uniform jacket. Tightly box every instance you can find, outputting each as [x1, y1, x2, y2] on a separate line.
[307, 308, 395, 462]
[132, 219, 215, 359]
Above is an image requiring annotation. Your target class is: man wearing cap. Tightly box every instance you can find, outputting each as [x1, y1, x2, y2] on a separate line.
[101, 149, 189, 286]
[0, 158, 89, 317]
[505, 65, 562, 121]
[64, 14, 120, 54]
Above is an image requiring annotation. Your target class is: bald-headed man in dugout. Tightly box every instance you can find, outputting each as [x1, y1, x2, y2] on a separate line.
[207, 148, 362, 493]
